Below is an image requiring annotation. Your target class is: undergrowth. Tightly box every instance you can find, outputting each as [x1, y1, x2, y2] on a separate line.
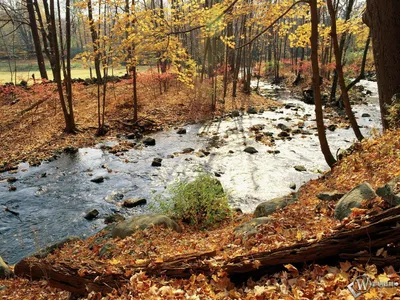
[152, 173, 232, 228]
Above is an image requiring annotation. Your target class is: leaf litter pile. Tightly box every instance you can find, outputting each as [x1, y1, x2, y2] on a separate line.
[1, 128, 400, 299]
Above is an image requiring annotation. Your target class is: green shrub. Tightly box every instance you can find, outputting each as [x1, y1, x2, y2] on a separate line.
[152, 173, 231, 227]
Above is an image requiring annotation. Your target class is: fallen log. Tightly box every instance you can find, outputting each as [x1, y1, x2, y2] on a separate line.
[19, 99, 47, 115]
[14, 205, 400, 296]
[224, 205, 400, 275]
[14, 250, 217, 295]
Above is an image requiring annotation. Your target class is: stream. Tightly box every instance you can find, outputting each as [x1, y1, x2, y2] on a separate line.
[0, 80, 381, 265]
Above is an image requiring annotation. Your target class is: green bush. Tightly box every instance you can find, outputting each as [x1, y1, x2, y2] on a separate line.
[152, 173, 231, 227]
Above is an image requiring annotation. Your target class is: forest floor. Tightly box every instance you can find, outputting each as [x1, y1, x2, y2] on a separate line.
[1, 128, 399, 299]
[1, 76, 400, 299]
[0, 77, 276, 172]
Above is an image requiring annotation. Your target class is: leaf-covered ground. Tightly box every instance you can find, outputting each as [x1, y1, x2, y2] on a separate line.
[1, 127, 400, 299]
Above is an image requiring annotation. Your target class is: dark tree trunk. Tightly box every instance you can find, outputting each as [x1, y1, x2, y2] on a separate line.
[310, 0, 336, 168]
[364, 0, 400, 130]
[27, 0, 48, 80]
[49, 0, 75, 133]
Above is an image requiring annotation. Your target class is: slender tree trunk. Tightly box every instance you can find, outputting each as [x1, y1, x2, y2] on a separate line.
[327, 0, 363, 141]
[329, 0, 354, 103]
[49, 0, 75, 133]
[27, 0, 48, 80]
[65, 0, 75, 130]
[345, 31, 371, 93]
[310, 0, 336, 168]
[87, 0, 102, 83]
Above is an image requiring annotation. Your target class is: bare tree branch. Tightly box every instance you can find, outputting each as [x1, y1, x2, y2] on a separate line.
[236, 0, 308, 50]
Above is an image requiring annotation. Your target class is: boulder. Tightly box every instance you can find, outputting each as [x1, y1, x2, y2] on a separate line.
[277, 123, 290, 131]
[151, 158, 162, 167]
[278, 131, 290, 138]
[327, 124, 337, 132]
[143, 137, 156, 146]
[104, 214, 125, 224]
[334, 183, 376, 220]
[122, 198, 147, 208]
[289, 182, 296, 190]
[112, 214, 182, 238]
[0, 256, 13, 278]
[6, 177, 17, 183]
[267, 150, 280, 154]
[126, 133, 139, 139]
[182, 148, 195, 154]
[361, 113, 371, 118]
[85, 209, 99, 220]
[177, 128, 186, 134]
[33, 236, 81, 259]
[234, 217, 271, 237]
[254, 194, 297, 218]
[231, 110, 240, 117]
[294, 165, 306, 172]
[63, 146, 78, 154]
[317, 191, 345, 201]
[247, 107, 258, 114]
[91, 176, 104, 183]
[376, 176, 400, 206]
[244, 147, 258, 154]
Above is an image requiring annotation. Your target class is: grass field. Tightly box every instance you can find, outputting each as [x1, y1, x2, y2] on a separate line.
[0, 59, 149, 83]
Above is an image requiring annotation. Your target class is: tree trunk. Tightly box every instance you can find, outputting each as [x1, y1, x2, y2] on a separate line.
[344, 31, 371, 93]
[310, 0, 336, 168]
[88, 0, 102, 83]
[327, 0, 363, 141]
[49, 0, 75, 133]
[27, 0, 48, 80]
[364, 0, 400, 130]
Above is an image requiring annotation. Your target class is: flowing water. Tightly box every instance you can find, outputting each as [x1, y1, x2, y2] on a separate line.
[0, 80, 380, 264]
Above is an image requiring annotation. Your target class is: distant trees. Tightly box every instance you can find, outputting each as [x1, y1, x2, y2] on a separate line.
[4, 0, 397, 166]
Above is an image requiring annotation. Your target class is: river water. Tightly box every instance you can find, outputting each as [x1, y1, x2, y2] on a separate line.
[0, 80, 380, 264]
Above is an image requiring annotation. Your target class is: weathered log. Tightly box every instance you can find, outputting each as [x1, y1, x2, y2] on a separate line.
[224, 206, 400, 275]
[340, 251, 400, 268]
[14, 206, 400, 296]
[14, 250, 217, 295]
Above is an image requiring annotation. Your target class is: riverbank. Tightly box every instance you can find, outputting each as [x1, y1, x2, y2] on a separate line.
[1, 128, 400, 299]
[0, 78, 277, 172]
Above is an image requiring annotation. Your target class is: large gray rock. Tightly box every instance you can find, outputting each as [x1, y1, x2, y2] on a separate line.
[376, 176, 400, 206]
[244, 147, 258, 154]
[33, 236, 81, 259]
[317, 191, 345, 201]
[234, 217, 271, 238]
[334, 183, 376, 220]
[0, 256, 13, 278]
[112, 214, 182, 238]
[254, 194, 297, 218]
